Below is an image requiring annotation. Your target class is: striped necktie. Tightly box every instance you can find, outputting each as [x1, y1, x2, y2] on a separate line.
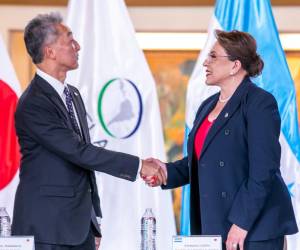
[64, 87, 81, 136]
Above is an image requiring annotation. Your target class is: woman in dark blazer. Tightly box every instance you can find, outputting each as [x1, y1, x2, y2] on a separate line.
[146, 30, 298, 250]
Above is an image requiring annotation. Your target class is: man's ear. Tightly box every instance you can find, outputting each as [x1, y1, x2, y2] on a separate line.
[43, 45, 56, 60]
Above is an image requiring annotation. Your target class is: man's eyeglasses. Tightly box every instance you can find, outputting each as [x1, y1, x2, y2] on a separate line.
[206, 53, 230, 63]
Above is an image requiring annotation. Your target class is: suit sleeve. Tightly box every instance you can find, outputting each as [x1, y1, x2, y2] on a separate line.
[227, 91, 281, 231]
[18, 95, 139, 182]
[162, 156, 189, 189]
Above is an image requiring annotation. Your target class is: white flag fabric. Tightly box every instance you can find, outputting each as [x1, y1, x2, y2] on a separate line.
[0, 34, 21, 219]
[181, 1, 300, 249]
[66, 0, 176, 249]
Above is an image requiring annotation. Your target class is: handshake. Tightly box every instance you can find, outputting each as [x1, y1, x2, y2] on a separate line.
[140, 158, 167, 187]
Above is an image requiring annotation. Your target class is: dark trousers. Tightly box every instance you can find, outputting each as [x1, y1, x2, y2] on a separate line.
[222, 237, 284, 250]
[35, 226, 96, 250]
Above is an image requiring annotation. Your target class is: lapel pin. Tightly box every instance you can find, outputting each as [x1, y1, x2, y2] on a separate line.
[224, 112, 229, 118]
[74, 92, 79, 96]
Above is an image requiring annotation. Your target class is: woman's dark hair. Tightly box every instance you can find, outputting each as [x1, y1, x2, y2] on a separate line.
[215, 29, 264, 77]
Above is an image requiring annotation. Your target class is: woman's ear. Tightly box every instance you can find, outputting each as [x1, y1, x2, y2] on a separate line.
[231, 60, 242, 75]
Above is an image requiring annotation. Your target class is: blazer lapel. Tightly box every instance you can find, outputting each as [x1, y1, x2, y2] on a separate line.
[200, 77, 251, 158]
[191, 97, 218, 138]
[188, 96, 218, 159]
[49, 95, 70, 121]
[34, 74, 70, 121]
[68, 85, 90, 143]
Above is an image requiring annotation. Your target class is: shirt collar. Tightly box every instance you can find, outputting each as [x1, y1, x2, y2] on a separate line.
[36, 68, 67, 99]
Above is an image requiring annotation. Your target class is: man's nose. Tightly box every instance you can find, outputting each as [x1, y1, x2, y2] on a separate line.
[73, 40, 80, 51]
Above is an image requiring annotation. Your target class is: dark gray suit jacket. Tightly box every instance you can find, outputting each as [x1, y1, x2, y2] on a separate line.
[12, 74, 139, 245]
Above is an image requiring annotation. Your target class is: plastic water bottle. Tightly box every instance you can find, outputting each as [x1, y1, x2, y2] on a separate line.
[0, 207, 11, 236]
[141, 208, 156, 250]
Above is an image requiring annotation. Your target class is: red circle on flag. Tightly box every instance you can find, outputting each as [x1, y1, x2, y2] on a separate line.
[0, 79, 20, 190]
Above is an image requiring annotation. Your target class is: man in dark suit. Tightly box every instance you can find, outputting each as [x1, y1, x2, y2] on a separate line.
[12, 13, 166, 250]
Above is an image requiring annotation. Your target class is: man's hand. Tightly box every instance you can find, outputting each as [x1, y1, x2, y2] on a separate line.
[226, 224, 247, 250]
[95, 237, 101, 250]
[140, 159, 167, 186]
[141, 158, 167, 186]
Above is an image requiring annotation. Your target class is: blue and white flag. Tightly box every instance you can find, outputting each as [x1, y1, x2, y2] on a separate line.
[182, 0, 300, 248]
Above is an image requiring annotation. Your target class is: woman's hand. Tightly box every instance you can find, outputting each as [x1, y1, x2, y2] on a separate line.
[226, 224, 247, 250]
[142, 158, 167, 187]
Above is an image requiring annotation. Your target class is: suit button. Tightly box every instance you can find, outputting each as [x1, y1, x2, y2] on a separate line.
[221, 192, 227, 198]
[219, 161, 225, 167]
[88, 188, 92, 193]
[224, 129, 230, 135]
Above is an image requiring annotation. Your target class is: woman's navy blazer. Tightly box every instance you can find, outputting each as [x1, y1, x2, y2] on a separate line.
[163, 77, 298, 241]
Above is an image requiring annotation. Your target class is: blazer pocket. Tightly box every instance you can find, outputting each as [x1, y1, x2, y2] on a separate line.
[40, 185, 75, 197]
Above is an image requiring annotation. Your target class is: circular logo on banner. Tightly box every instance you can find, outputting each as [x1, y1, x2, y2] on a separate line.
[98, 78, 143, 139]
